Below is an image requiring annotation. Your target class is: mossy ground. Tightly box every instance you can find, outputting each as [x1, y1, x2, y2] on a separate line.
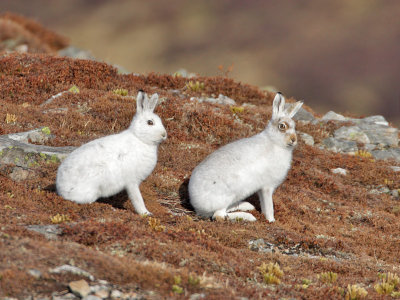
[0, 52, 399, 299]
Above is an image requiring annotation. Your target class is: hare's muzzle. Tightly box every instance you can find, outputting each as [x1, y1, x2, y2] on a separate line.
[287, 133, 297, 147]
[161, 131, 167, 140]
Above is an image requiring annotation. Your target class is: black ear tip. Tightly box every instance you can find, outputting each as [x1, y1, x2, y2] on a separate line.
[138, 89, 144, 93]
[277, 91, 282, 95]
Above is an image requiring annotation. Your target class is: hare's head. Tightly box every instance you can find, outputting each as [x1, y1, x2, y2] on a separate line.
[130, 91, 167, 145]
[267, 92, 303, 148]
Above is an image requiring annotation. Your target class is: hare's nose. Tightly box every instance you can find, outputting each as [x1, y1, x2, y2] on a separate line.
[290, 134, 297, 144]
[162, 132, 167, 139]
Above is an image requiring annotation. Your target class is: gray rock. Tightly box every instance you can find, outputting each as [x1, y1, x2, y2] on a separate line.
[321, 111, 347, 122]
[58, 46, 95, 60]
[40, 91, 67, 107]
[334, 126, 370, 144]
[9, 167, 35, 182]
[322, 138, 358, 153]
[357, 123, 398, 147]
[190, 94, 236, 105]
[390, 166, 400, 172]
[298, 132, 315, 146]
[28, 269, 42, 279]
[391, 189, 399, 199]
[26, 224, 62, 240]
[7, 127, 51, 144]
[371, 148, 400, 162]
[284, 103, 315, 122]
[69, 280, 91, 298]
[92, 288, 109, 299]
[82, 296, 101, 300]
[110, 290, 123, 299]
[331, 168, 347, 176]
[249, 238, 274, 253]
[0, 131, 75, 164]
[364, 143, 378, 151]
[52, 293, 78, 300]
[189, 294, 206, 300]
[360, 115, 389, 126]
[50, 265, 95, 281]
[370, 186, 390, 195]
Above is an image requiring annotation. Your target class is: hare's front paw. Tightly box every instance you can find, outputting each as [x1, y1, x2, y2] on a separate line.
[139, 210, 152, 216]
[267, 217, 275, 223]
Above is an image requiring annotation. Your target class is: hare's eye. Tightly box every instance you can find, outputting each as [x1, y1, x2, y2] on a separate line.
[278, 123, 287, 131]
[147, 120, 154, 126]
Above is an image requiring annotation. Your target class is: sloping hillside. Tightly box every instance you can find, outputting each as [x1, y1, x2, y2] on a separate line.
[0, 15, 400, 300]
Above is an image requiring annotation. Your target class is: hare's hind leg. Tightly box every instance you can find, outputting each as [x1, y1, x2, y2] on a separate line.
[227, 212, 257, 222]
[213, 208, 256, 222]
[126, 183, 151, 215]
[227, 202, 255, 212]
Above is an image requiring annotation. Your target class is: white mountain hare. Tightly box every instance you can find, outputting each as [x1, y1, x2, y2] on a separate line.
[188, 92, 303, 222]
[56, 91, 167, 215]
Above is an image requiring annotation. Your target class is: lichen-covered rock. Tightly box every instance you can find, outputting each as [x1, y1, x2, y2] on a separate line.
[322, 137, 357, 153]
[334, 126, 370, 144]
[371, 148, 400, 162]
[190, 94, 236, 105]
[358, 115, 389, 126]
[0, 131, 75, 166]
[321, 111, 347, 122]
[357, 123, 398, 147]
[299, 132, 315, 146]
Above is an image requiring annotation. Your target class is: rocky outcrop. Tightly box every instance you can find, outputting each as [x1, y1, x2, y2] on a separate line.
[319, 112, 399, 162]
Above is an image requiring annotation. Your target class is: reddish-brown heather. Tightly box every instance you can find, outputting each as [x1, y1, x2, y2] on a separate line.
[0, 52, 399, 299]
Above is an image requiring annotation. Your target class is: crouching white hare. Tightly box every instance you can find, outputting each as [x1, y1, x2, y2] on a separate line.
[189, 92, 303, 222]
[56, 91, 167, 215]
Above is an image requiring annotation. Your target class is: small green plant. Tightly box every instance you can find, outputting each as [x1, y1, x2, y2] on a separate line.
[375, 282, 395, 295]
[384, 178, 394, 185]
[230, 106, 244, 114]
[375, 272, 400, 295]
[41, 126, 51, 135]
[392, 291, 400, 298]
[112, 88, 128, 96]
[68, 85, 80, 94]
[318, 271, 338, 284]
[185, 80, 205, 92]
[301, 278, 312, 289]
[50, 213, 71, 224]
[148, 217, 166, 232]
[345, 284, 368, 300]
[5, 113, 17, 124]
[354, 150, 373, 159]
[172, 275, 183, 294]
[188, 274, 200, 286]
[258, 262, 284, 285]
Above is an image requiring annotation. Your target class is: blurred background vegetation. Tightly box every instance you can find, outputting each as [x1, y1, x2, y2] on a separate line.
[1, 0, 399, 125]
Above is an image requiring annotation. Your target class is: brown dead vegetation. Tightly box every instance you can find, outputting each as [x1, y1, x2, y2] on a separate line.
[0, 52, 399, 299]
[0, 12, 68, 53]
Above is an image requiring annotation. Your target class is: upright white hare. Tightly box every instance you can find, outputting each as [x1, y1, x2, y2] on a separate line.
[56, 91, 167, 215]
[188, 92, 302, 222]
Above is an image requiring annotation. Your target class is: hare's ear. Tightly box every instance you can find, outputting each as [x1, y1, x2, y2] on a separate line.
[144, 93, 159, 112]
[136, 90, 146, 114]
[286, 101, 303, 119]
[272, 92, 285, 119]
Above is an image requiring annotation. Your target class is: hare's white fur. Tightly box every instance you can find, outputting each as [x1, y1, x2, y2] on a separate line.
[56, 91, 167, 215]
[188, 93, 302, 222]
